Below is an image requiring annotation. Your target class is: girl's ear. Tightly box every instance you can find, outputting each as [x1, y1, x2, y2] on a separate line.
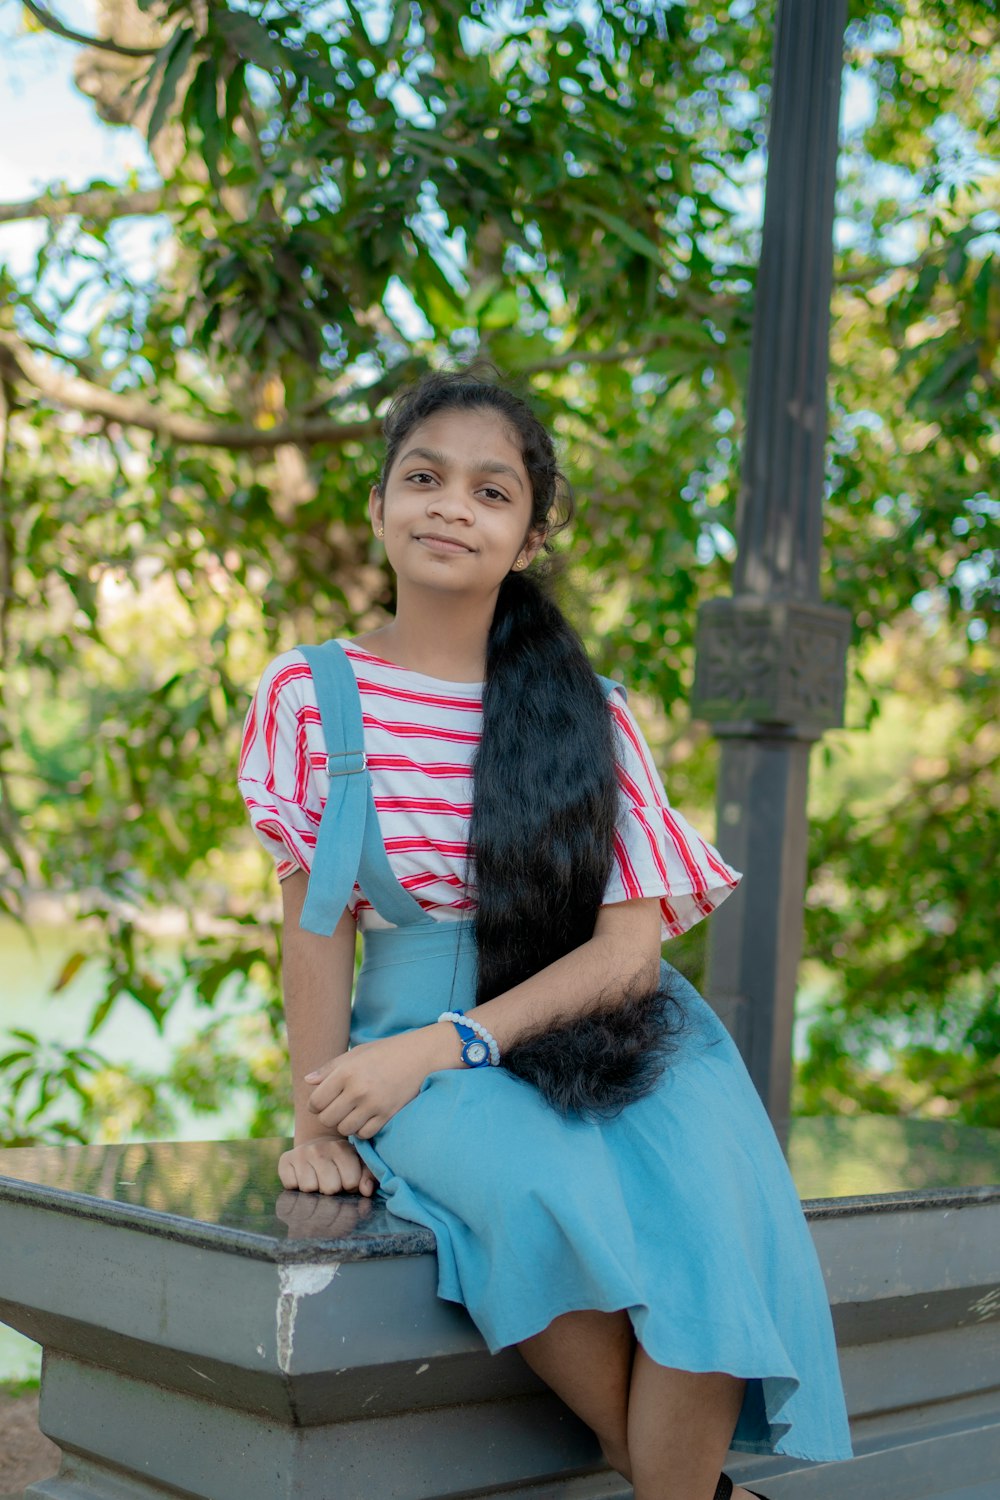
[521, 528, 548, 567]
[369, 485, 384, 535]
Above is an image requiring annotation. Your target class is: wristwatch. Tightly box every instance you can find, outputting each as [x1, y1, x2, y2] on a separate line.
[449, 1018, 492, 1068]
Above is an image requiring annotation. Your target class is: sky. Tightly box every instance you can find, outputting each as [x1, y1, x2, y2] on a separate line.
[0, 2, 159, 270]
[0, 0, 150, 179]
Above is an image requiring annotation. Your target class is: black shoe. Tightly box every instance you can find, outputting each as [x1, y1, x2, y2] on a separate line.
[715, 1477, 772, 1500]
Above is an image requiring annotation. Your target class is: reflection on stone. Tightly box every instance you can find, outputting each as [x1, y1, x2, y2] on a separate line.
[787, 1115, 1000, 1199]
[274, 1188, 377, 1241]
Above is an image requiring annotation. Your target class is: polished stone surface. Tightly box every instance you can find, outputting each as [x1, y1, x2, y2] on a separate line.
[0, 1138, 433, 1261]
[0, 1117, 998, 1260]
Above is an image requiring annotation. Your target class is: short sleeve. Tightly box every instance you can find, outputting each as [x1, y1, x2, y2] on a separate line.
[237, 650, 327, 881]
[603, 687, 742, 940]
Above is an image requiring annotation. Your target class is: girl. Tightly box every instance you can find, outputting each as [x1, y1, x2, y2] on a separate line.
[238, 367, 852, 1500]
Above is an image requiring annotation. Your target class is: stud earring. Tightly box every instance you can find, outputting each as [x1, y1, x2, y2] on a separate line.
[514, 557, 527, 570]
[377, 525, 384, 539]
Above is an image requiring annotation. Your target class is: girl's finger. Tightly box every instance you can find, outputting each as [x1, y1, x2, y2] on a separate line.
[308, 1074, 347, 1115]
[316, 1097, 355, 1131]
[360, 1171, 377, 1197]
[333, 1106, 372, 1138]
[313, 1156, 346, 1196]
[296, 1159, 321, 1193]
[329, 1151, 361, 1192]
[353, 1115, 383, 1142]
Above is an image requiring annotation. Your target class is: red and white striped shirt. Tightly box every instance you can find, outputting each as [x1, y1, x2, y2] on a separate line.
[237, 642, 741, 937]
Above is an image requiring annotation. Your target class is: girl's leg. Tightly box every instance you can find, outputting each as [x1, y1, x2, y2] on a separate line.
[517, 1312, 753, 1500]
[627, 1344, 748, 1500]
[516, 1309, 636, 1479]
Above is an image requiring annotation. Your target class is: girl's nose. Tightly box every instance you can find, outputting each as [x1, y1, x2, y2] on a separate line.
[427, 487, 474, 520]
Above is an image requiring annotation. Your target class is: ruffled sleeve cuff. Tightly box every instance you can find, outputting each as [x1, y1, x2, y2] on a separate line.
[604, 689, 742, 940]
[237, 650, 325, 881]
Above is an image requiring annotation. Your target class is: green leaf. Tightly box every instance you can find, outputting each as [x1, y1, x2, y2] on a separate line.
[86, 993, 117, 1038]
[215, 10, 288, 73]
[576, 203, 668, 268]
[480, 288, 521, 329]
[190, 59, 224, 188]
[147, 26, 198, 147]
[909, 342, 980, 409]
[51, 951, 88, 994]
[224, 61, 247, 129]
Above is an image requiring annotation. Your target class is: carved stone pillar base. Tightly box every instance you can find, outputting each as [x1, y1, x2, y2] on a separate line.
[691, 595, 852, 736]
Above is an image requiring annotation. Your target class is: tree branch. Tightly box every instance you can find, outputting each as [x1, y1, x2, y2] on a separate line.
[0, 187, 166, 225]
[0, 334, 381, 451]
[0, 373, 24, 867]
[21, 1, 160, 57]
[518, 329, 702, 375]
[0, 326, 729, 449]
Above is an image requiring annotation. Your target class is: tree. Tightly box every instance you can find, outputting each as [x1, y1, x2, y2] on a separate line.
[0, 0, 996, 1144]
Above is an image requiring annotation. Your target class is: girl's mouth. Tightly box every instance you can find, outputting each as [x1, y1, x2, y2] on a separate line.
[415, 533, 475, 554]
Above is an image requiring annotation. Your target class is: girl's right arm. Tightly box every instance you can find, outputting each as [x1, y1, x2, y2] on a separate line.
[277, 870, 377, 1196]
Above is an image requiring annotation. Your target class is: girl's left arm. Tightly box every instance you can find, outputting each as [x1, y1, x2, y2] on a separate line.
[304, 897, 662, 1138]
[465, 894, 663, 1046]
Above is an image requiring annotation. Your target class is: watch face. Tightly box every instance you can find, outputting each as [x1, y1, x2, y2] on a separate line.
[463, 1039, 489, 1067]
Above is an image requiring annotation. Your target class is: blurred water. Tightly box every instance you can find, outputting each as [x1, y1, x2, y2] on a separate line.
[1, 918, 258, 1131]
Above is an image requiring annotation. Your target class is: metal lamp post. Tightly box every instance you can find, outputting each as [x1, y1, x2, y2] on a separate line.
[691, 0, 853, 1126]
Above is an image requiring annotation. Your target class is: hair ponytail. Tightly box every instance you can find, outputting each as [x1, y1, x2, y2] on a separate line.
[472, 568, 619, 1001]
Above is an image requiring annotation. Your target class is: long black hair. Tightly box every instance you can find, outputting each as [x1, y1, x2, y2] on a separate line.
[376, 363, 681, 1115]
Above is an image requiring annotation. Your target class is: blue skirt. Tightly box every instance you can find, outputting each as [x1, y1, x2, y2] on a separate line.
[351, 921, 852, 1463]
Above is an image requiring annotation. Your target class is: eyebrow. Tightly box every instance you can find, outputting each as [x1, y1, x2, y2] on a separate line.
[398, 446, 525, 494]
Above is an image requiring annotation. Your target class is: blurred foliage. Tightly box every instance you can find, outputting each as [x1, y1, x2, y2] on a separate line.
[0, 0, 996, 1144]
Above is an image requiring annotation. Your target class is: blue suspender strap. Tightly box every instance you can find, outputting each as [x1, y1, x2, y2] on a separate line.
[597, 673, 625, 702]
[296, 640, 434, 935]
[357, 788, 437, 928]
[296, 641, 368, 937]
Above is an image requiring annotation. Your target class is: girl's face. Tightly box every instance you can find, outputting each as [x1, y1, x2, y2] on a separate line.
[369, 407, 546, 596]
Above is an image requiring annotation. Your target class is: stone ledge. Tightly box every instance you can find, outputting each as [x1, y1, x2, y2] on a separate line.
[2, 1127, 999, 1498]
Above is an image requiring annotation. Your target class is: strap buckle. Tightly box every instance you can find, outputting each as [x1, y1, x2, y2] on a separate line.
[327, 750, 367, 776]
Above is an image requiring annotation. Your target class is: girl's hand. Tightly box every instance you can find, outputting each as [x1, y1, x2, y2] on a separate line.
[277, 1137, 377, 1196]
[305, 1026, 451, 1140]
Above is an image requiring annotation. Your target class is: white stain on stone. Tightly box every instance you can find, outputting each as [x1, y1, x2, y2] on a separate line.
[969, 1287, 1000, 1322]
[276, 1263, 340, 1373]
[415, 1363, 430, 1374]
[188, 1366, 216, 1383]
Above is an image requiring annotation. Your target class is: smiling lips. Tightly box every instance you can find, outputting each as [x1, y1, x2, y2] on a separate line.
[415, 532, 475, 554]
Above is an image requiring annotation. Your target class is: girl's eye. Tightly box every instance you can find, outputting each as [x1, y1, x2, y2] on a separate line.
[408, 471, 436, 484]
[481, 486, 509, 502]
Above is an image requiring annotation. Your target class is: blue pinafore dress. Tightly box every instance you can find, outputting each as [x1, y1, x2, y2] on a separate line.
[296, 640, 852, 1464]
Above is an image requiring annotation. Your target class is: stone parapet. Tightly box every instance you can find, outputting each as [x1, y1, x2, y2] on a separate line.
[1, 1132, 999, 1499]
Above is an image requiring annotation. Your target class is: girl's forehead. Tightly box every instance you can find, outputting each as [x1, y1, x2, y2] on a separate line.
[405, 407, 524, 461]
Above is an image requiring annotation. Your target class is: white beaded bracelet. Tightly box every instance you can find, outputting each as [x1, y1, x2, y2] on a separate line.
[437, 1009, 501, 1067]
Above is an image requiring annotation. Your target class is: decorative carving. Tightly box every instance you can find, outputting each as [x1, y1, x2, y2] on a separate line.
[691, 596, 852, 731]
